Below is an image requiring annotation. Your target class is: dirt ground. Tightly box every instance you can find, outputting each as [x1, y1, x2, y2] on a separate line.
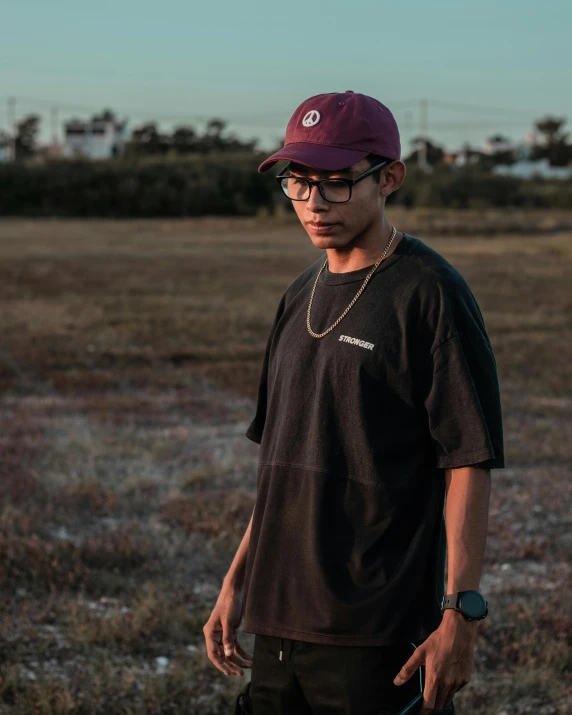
[0, 212, 570, 714]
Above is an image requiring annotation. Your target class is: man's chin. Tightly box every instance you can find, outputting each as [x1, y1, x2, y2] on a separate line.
[306, 230, 347, 247]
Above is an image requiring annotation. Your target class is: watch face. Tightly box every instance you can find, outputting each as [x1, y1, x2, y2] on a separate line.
[459, 590, 486, 618]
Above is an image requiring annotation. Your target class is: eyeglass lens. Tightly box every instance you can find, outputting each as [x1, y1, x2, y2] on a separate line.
[280, 178, 350, 203]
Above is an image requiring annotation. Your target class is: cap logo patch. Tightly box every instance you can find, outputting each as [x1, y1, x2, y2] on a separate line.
[302, 110, 321, 127]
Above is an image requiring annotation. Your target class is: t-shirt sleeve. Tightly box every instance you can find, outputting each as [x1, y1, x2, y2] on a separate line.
[245, 292, 287, 444]
[413, 272, 505, 470]
[422, 332, 505, 469]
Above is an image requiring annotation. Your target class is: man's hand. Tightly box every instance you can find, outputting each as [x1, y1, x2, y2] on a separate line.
[393, 610, 476, 712]
[203, 583, 254, 676]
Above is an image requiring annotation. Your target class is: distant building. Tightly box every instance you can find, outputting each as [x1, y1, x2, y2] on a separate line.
[64, 115, 128, 159]
[524, 129, 550, 148]
[482, 134, 515, 156]
[35, 142, 65, 160]
[493, 158, 572, 180]
[447, 148, 481, 167]
[445, 137, 535, 168]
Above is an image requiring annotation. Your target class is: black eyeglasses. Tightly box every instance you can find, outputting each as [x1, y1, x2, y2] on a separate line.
[276, 161, 389, 203]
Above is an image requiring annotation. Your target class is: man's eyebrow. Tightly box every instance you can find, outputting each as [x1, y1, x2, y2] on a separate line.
[288, 164, 354, 177]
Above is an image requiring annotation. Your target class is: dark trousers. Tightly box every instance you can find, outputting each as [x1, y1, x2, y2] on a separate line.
[249, 634, 456, 715]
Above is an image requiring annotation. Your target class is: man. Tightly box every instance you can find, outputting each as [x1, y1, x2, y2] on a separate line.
[203, 91, 504, 715]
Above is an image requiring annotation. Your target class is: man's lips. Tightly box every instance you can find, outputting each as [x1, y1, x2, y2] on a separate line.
[308, 221, 340, 229]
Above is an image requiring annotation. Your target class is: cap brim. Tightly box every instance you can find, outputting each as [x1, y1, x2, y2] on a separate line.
[258, 143, 370, 173]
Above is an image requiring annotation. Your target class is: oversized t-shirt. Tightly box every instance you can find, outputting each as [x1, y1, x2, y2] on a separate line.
[241, 232, 504, 647]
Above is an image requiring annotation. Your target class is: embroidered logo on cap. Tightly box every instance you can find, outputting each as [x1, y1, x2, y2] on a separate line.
[302, 110, 321, 127]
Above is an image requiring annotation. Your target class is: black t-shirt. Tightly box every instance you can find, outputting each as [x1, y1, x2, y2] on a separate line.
[241, 232, 504, 646]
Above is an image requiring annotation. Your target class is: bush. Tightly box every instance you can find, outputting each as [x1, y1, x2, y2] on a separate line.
[389, 165, 572, 210]
[0, 153, 276, 218]
[1, 156, 571, 216]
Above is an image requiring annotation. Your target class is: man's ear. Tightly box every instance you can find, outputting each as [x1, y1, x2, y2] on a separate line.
[380, 160, 406, 196]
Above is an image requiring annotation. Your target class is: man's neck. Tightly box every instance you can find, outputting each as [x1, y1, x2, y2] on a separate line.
[326, 229, 404, 274]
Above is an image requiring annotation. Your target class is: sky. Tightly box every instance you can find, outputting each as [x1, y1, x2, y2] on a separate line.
[1, 0, 571, 155]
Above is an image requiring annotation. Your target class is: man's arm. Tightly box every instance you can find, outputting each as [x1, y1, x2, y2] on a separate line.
[203, 507, 255, 675]
[222, 506, 255, 592]
[393, 465, 492, 707]
[442, 465, 491, 628]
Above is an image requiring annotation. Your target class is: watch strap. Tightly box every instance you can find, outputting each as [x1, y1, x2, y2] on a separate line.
[442, 593, 460, 610]
[441, 590, 488, 620]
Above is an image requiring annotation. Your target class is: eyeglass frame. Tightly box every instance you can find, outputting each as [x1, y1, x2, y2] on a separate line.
[275, 160, 391, 203]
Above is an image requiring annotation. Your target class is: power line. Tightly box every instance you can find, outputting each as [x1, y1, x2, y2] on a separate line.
[0, 93, 562, 160]
[428, 98, 551, 116]
[0, 95, 283, 127]
[420, 120, 535, 129]
[2, 94, 419, 113]
[2, 94, 555, 129]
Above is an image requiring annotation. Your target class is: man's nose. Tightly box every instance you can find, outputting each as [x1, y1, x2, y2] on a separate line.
[306, 184, 328, 212]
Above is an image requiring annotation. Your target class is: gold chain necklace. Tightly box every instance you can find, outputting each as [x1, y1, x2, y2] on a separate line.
[306, 225, 397, 339]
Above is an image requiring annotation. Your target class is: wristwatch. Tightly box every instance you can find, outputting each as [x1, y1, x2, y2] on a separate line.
[441, 590, 488, 621]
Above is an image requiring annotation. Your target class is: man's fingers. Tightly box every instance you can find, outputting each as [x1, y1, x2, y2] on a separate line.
[436, 682, 461, 711]
[209, 640, 245, 676]
[203, 617, 251, 676]
[220, 640, 251, 673]
[234, 640, 254, 663]
[204, 637, 232, 676]
[203, 624, 243, 676]
[219, 627, 246, 676]
[227, 650, 253, 669]
[394, 650, 424, 685]
[221, 652, 245, 676]
[221, 622, 236, 659]
[221, 619, 237, 656]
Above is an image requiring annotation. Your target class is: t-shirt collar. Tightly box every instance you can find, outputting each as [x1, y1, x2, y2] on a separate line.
[318, 232, 413, 286]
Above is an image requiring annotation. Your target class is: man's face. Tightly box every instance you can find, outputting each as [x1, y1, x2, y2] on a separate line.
[285, 158, 390, 249]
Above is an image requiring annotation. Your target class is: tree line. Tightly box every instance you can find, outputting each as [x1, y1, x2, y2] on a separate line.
[0, 154, 570, 218]
[2, 108, 572, 168]
[0, 108, 571, 216]
[0, 110, 261, 160]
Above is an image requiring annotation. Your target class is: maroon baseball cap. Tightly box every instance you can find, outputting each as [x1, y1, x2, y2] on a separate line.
[258, 90, 401, 173]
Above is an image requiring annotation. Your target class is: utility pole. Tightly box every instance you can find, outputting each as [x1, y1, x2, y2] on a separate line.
[404, 109, 414, 147]
[418, 98, 430, 172]
[50, 106, 59, 150]
[7, 97, 16, 161]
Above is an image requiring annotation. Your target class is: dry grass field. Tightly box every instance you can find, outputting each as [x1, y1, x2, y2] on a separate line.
[0, 211, 571, 714]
